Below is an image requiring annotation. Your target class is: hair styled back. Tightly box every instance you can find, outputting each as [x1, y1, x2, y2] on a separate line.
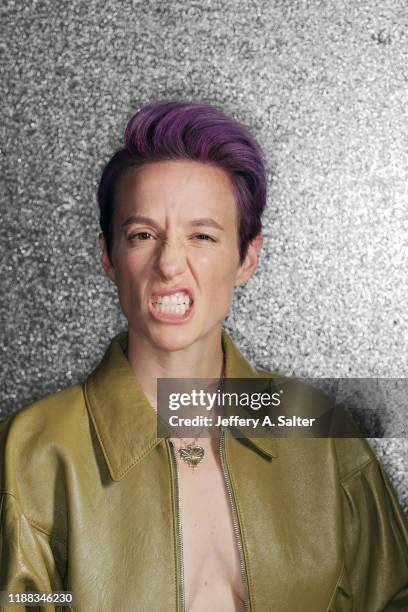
[97, 100, 267, 264]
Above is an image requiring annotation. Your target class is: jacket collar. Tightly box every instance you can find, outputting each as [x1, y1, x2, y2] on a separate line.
[84, 329, 278, 481]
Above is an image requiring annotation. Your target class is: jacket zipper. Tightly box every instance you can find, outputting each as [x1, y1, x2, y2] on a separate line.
[168, 433, 250, 611]
[168, 440, 185, 612]
[219, 429, 251, 612]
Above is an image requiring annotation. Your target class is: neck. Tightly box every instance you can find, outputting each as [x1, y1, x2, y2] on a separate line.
[127, 326, 225, 409]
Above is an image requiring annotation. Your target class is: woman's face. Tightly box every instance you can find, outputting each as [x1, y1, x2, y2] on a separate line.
[100, 159, 262, 351]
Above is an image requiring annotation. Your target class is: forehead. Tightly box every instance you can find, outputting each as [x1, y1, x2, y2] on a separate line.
[114, 159, 237, 223]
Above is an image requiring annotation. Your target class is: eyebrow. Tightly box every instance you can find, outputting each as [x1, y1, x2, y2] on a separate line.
[121, 215, 224, 231]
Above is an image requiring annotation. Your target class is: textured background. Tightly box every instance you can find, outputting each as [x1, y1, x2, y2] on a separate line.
[1, 0, 407, 512]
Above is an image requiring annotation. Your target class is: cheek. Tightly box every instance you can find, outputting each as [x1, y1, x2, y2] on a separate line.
[198, 248, 239, 279]
[112, 259, 144, 302]
[193, 252, 239, 297]
[114, 247, 151, 281]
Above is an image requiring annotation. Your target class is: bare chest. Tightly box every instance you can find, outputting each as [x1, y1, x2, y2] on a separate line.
[172, 437, 245, 612]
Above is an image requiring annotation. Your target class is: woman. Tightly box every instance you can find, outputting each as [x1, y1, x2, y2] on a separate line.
[1, 100, 407, 611]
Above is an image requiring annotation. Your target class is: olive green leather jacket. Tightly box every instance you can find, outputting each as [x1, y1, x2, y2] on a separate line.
[1, 329, 407, 611]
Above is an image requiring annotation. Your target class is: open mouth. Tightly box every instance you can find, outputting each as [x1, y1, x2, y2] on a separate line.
[150, 291, 194, 320]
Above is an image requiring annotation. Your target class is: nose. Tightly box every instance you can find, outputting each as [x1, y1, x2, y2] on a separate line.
[156, 239, 188, 281]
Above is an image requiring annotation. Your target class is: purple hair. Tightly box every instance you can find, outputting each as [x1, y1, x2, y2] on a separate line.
[97, 100, 267, 263]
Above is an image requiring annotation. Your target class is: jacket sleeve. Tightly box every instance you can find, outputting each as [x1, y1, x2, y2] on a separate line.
[0, 413, 67, 612]
[339, 457, 408, 611]
[0, 492, 66, 612]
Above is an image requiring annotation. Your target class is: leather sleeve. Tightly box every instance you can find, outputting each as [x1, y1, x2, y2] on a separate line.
[339, 458, 408, 611]
[0, 492, 66, 612]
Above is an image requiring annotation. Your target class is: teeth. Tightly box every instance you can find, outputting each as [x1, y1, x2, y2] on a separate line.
[153, 302, 190, 315]
[155, 292, 191, 307]
[152, 292, 193, 316]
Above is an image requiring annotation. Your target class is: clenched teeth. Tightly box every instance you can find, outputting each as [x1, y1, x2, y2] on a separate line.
[152, 292, 193, 314]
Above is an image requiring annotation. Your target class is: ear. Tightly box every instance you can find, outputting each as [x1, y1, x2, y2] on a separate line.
[99, 233, 117, 285]
[234, 234, 264, 287]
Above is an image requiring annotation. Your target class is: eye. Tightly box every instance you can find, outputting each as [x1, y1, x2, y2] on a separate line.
[194, 233, 216, 242]
[128, 231, 154, 241]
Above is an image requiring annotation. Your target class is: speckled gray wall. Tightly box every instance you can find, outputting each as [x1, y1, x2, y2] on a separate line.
[1, 1, 407, 511]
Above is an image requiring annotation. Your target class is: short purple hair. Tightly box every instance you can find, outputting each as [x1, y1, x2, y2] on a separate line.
[98, 100, 267, 264]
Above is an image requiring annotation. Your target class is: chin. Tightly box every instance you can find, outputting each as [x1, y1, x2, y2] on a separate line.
[148, 326, 198, 352]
